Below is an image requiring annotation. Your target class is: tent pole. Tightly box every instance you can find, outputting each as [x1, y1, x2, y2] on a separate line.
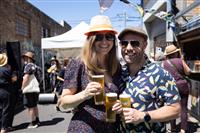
[41, 49, 46, 93]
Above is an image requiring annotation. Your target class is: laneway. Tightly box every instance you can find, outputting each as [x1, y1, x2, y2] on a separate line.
[10, 104, 72, 133]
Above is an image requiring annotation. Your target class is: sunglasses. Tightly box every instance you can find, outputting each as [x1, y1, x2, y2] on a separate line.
[119, 40, 141, 48]
[95, 33, 115, 41]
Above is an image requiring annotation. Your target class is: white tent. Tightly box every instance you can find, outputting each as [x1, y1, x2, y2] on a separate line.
[41, 21, 89, 92]
[41, 21, 89, 49]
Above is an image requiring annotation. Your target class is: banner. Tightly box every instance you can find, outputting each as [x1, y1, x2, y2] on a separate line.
[98, 0, 114, 13]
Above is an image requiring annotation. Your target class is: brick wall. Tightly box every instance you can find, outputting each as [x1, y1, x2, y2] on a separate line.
[0, 0, 70, 48]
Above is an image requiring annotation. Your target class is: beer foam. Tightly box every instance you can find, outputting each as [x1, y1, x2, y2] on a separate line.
[91, 75, 104, 78]
[106, 93, 117, 97]
[119, 94, 131, 98]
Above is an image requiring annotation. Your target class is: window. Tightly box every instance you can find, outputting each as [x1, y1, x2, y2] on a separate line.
[15, 15, 30, 37]
[41, 27, 50, 38]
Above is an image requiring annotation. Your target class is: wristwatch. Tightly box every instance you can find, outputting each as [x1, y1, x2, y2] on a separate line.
[144, 111, 151, 122]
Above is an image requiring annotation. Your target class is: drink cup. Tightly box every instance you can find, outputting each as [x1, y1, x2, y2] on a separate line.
[105, 93, 117, 122]
[90, 75, 105, 105]
[119, 94, 131, 108]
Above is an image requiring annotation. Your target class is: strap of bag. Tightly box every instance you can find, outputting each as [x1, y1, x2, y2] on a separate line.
[166, 60, 186, 80]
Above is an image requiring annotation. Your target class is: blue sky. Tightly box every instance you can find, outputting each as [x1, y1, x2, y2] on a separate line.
[28, 0, 142, 32]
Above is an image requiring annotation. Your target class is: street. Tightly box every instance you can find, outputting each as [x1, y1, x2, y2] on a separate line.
[10, 104, 72, 133]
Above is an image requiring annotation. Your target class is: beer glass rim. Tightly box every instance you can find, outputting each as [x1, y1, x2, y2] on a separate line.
[119, 93, 131, 98]
[106, 92, 117, 97]
[91, 75, 104, 78]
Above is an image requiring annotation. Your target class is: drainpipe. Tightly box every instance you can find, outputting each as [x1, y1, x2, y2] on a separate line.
[166, 0, 175, 43]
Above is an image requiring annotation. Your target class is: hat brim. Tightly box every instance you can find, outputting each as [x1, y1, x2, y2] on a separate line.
[118, 28, 147, 40]
[0, 56, 8, 67]
[85, 28, 118, 35]
[164, 49, 180, 56]
[22, 55, 35, 61]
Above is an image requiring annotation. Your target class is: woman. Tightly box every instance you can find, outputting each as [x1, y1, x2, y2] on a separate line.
[58, 15, 121, 133]
[21, 51, 40, 129]
[163, 44, 190, 133]
[48, 56, 60, 92]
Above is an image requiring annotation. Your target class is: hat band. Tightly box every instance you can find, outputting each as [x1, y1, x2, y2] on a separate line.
[89, 24, 113, 30]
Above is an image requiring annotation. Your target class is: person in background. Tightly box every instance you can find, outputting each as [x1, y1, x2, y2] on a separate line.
[0, 52, 16, 133]
[21, 51, 40, 129]
[162, 44, 191, 133]
[154, 51, 166, 66]
[47, 56, 60, 92]
[56, 57, 70, 95]
[113, 27, 181, 133]
[58, 15, 121, 132]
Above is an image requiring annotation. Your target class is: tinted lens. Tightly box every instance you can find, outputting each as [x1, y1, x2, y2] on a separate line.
[95, 33, 115, 41]
[130, 41, 140, 47]
[105, 33, 115, 41]
[95, 34, 104, 41]
[120, 41, 129, 47]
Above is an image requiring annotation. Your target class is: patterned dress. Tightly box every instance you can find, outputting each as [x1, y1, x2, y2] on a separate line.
[120, 58, 181, 133]
[62, 58, 121, 133]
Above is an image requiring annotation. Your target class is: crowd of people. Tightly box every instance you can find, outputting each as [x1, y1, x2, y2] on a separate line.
[0, 14, 199, 133]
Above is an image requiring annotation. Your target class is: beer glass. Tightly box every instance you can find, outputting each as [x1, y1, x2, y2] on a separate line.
[105, 93, 117, 122]
[119, 94, 131, 108]
[90, 75, 105, 105]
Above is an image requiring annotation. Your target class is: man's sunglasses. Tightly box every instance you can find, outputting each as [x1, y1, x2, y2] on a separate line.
[95, 33, 115, 41]
[119, 40, 140, 48]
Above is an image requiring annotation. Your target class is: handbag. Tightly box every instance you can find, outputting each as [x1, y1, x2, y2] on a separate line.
[22, 74, 40, 93]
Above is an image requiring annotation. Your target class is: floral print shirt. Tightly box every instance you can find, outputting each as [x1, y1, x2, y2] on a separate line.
[121, 58, 180, 133]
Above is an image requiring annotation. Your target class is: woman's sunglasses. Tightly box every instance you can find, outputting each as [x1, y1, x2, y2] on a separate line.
[95, 33, 115, 41]
[119, 40, 141, 48]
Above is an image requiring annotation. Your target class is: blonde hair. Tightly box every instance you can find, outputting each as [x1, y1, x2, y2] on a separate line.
[81, 34, 119, 76]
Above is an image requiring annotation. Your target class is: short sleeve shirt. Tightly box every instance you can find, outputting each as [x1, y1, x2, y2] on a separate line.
[121, 59, 180, 133]
[62, 58, 121, 133]
[23, 63, 36, 75]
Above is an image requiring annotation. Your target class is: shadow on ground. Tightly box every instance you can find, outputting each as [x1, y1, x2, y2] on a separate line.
[187, 121, 200, 133]
[10, 117, 64, 132]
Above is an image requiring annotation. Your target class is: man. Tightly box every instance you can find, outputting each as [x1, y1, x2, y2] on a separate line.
[113, 27, 181, 133]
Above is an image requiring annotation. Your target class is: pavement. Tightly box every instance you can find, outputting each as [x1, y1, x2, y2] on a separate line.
[9, 103, 73, 133]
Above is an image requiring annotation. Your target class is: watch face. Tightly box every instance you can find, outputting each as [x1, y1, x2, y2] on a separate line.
[144, 113, 151, 122]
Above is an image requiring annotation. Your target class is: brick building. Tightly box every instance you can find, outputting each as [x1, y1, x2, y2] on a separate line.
[0, 0, 71, 65]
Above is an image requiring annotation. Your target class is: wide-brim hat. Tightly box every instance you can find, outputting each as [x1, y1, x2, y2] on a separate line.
[22, 51, 35, 61]
[118, 27, 148, 40]
[0, 53, 8, 67]
[164, 44, 180, 56]
[84, 15, 117, 36]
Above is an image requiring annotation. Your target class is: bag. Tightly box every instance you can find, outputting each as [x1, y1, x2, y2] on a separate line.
[22, 74, 40, 93]
[38, 93, 57, 104]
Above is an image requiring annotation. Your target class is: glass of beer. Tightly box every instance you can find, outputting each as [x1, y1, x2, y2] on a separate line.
[119, 94, 131, 108]
[90, 75, 105, 105]
[105, 93, 117, 122]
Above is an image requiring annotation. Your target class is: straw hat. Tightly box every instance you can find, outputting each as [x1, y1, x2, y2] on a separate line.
[22, 51, 35, 61]
[0, 53, 8, 67]
[118, 26, 148, 40]
[164, 45, 180, 56]
[84, 15, 117, 35]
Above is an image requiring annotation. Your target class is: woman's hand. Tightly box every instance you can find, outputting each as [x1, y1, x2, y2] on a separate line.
[82, 82, 102, 100]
